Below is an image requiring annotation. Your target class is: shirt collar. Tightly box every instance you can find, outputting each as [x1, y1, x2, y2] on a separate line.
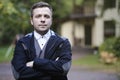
[34, 30, 51, 40]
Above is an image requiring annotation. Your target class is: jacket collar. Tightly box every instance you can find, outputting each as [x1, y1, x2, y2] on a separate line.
[34, 30, 52, 40]
[44, 35, 64, 58]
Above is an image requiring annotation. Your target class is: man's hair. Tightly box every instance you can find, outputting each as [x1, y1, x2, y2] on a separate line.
[30, 1, 52, 17]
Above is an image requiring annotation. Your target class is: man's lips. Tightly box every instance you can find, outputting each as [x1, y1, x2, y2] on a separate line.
[38, 24, 47, 26]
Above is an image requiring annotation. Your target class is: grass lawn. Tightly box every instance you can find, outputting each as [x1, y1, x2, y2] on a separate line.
[0, 45, 14, 63]
[72, 54, 120, 73]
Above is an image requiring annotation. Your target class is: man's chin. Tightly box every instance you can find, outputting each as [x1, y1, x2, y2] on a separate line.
[38, 28, 47, 31]
[38, 29, 47, 32]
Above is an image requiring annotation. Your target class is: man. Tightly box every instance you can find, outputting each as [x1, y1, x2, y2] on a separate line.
[11, 1, 72, 80]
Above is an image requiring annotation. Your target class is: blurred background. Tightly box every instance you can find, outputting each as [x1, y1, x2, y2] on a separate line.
[0, 0, 120, 80]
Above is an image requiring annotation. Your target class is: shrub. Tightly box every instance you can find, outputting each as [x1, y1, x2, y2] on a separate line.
[99, 37, 120, 64]
[99, 37, 116, 54]
[113, 37, 120, 57]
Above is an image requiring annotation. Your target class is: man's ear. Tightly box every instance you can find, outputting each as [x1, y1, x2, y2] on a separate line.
[30, 18, 33, 25]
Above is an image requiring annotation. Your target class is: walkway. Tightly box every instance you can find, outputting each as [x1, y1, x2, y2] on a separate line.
[67, 48, 119, 80]
[0, 61, 119, 80]
[68, 66, 119, 80]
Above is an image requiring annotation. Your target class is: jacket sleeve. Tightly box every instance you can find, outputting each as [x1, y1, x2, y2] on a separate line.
[11, 41, 43, 79]
[33, 39, 72, 76]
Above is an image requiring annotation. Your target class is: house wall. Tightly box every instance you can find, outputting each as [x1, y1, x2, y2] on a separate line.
[74, 23, 84, 39]
[74, 23, 84, 46]
[93, 18, 104, 47]
[61, 0, 120, 47]
[103, 9, 119, 20]
[103, 8, 120, 37]
[61, 21, 74, 46]
[93, 0, 120, 47]
[61, 21, 85, 47]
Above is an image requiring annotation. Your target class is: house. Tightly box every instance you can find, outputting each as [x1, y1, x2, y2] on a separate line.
[60, 0, 120, 48]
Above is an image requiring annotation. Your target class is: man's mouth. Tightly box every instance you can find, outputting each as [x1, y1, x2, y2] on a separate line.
[38, 24, 47, 26]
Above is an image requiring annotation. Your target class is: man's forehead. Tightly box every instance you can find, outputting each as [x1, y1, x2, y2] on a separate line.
[33, 7, 52, 15]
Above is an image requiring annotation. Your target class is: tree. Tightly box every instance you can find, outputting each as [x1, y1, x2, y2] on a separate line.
[0, 0, 81, 45]
[0, 0, 18, 44]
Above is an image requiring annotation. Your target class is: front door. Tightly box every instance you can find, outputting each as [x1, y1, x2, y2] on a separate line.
[84, 25, 92, 46]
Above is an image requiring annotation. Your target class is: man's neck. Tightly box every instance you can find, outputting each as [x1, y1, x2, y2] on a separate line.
[36, 30, 49, 36]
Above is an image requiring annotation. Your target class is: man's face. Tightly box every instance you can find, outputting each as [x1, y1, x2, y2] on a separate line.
[31, 7, 52, 33]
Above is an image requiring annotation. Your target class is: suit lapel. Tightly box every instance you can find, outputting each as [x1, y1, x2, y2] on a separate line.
[27, 32, 63, 59]
[29, 33, 36, 59]
[45, 35, 58, 58]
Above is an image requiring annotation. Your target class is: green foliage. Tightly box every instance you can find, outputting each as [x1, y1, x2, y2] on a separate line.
[0, 0, 77, 45]
[99, 37, 116, 53]
[0, 0, 18, 15]
[0, 45, 14, 63]
[113, 37, 120, 57]
[99, 37, 120, 57]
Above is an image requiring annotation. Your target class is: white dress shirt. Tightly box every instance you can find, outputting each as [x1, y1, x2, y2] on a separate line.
[34, 30, 51, 50]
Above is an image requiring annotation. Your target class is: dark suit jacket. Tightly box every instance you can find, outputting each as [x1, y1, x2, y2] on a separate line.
[11, 32, 72, 80]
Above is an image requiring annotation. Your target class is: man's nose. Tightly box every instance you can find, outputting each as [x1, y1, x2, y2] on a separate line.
[41, 20, 45, 23]
[41, 17, 45, 23]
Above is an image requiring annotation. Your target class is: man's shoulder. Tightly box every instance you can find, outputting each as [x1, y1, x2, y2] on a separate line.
[60, 36, 67, 41]
[24, 32, 33, 38]
[19, 32, 33, 42]
[55, 34, 68, 41]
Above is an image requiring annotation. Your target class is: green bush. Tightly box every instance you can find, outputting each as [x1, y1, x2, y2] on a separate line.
[99, 37, 120, 58]
[113, 37, 120, 57]
[99, 37, 116, 53]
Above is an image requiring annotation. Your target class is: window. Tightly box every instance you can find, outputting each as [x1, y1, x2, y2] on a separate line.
[118, 0, 120, 14]
[104, 21, 115, 40]
[104, 0, 116, 9]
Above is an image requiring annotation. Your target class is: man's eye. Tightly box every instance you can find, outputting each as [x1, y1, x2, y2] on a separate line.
[35, 15, 41, 18]
[44, 15, 50, 18]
